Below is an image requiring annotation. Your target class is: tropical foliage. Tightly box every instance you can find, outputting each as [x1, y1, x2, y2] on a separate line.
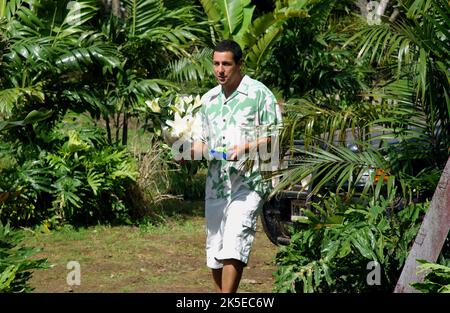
[0, 112, 138, 226]
[170, 0, 313, 82]
[267, 0, 449, 293]
[0, 222, 48, 292]
[271, 0, 449, 203]
[259, 0, 367, 99]
[0, 0, 208, 227]
[1, 0, 449, 293]
[411, 260, 450, 293]
[274, 192, 428, 292]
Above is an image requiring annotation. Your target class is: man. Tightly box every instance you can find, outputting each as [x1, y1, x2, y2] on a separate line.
[191, 39, 282, 293]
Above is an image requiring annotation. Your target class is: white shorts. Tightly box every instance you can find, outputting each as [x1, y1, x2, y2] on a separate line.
[205, 189, 263, 269]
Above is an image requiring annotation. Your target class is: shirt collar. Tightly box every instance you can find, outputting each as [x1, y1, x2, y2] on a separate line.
[210, 74, 250, 98]
[236, 74, 250, 96]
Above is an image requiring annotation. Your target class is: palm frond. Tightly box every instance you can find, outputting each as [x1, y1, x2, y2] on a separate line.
[282, 98, 384, 149]
[246, 26, 282, 73]
[52, 0, 99, 44]
[128, 79, 179, 99]
[1, 0, 33, 20]
[272, 142, 389, 199]
[244, 2, 310, 72]
[55, 42, 122, 72]
[198, 0, 221, 22]
[167, 47, 213, 82]
[406, 0, 433, 18]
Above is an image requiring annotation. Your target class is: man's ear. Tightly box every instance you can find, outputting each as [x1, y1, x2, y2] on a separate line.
[238, 59, 245, 72]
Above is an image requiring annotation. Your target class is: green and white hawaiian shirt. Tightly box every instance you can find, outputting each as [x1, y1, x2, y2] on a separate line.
[200, 75, 282, 200]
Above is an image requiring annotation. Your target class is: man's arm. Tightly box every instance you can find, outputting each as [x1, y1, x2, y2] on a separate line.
[190, 140, 207, 160]
[227, 137, 271, 161]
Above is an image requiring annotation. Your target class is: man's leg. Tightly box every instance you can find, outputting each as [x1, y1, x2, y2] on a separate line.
[221, 259, 244, 293]
[212, 268, 222, 292]
[205, 198, 227, 292]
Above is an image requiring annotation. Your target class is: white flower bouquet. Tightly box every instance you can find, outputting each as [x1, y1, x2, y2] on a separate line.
[146, 94, 203, 145]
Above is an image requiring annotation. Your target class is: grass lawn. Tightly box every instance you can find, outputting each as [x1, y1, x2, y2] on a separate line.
[23, 200, 278, 293]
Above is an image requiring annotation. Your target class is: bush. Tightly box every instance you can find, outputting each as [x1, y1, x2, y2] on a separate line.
[126, 140, 182, 220]
[0, 222, 48, 292]
[0, 112, 138, 227]
[412, 260, 450, 293]
[273, 192, 429, 292]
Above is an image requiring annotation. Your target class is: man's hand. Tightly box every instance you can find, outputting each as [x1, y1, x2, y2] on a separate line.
[191, 140, 207, 160]
[227, 143, 253, 161]
[226, 145, 242, 161]
[227, 137, 271, 161]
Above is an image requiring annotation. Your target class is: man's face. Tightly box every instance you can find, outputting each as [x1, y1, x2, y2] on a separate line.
[213, 51, 242, 89]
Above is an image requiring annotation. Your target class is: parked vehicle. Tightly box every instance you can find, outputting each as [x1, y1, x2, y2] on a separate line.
[260, 130, 405, 246]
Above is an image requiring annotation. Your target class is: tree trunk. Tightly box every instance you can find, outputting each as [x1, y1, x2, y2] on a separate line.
[98, 0, 122, 17]
[355, 0, 391, 21]
[394, 157, 450, 292]
[122, 110, 128, 146]
[111, 0, 121, 17]
[105, 114, 112, 144]
[355, 0, 369, 17]
[115, 112, 121, 143]
[376, 0, 390, 16]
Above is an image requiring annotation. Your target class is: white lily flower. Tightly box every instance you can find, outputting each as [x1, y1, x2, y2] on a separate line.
[163, 94, 204, 145]
[185, 95, 202, 115]
[165, 112, 191, 138]
[145, 98, 160, 113]
[181, 95, 193, 105]
[190, 113, 203, 141]
[174, 96, 186, 114]
[193, 95, 202, 110]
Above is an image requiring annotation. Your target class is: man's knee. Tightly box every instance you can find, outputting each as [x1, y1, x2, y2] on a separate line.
[222, 258, 245, 269]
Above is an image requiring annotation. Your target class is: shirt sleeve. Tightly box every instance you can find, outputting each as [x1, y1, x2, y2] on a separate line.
[198, 94, 208, 143]
[257, 87, 283, 172]
[257, 87, 282, 138]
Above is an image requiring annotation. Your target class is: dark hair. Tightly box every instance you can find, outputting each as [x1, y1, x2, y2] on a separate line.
[214, 39, 243, 64]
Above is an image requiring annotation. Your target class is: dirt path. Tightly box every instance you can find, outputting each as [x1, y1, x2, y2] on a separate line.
[27, 215, 279, 293]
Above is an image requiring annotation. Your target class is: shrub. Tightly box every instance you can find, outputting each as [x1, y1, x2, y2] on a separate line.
[126, 140, 182, 219]
[0, 112, 138, 227]
[0, 222, 48, 292]
[273, 192, 429, 292]
[412, 260, 450, 293]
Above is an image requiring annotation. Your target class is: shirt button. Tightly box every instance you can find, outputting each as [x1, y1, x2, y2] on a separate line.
[222, 136, 225, 140]
[223, 119, 226, 122]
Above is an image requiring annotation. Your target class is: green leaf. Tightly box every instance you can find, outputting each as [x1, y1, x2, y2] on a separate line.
[87, 169, 105, 196]
[217, 0, 251, 36]
[0, 109, 52, 132]
[234, 5, 255, 41]
[246, 24, 282, 71]
[351, 228, 377, 260]
[199, 0, 221, 22]
[0, 265, 18, 291]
